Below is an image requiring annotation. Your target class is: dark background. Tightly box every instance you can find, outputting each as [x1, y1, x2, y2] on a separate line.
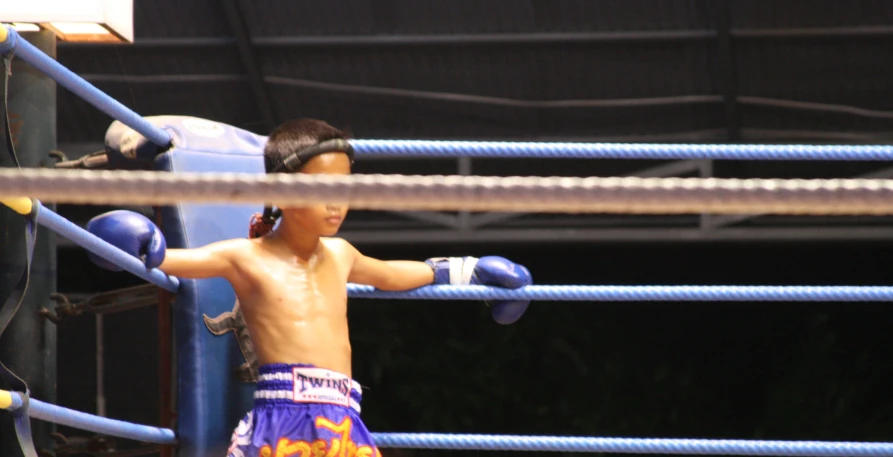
[14, 0, 893, 456]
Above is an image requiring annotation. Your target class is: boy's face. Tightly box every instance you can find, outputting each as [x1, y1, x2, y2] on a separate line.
[279, 152, 351, 237]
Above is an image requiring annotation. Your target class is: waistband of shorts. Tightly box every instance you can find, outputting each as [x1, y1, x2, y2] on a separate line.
[255, 364, 362, 413]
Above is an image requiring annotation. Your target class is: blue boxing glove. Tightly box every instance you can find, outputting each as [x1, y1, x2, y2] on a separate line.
[86, 210, 166, 271]
[426, 256, 532, 325]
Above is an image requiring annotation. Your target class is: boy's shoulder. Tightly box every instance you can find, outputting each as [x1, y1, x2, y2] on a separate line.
[210, 237, 259, 256]
[219, 237, 284, 264]
[220, 237, 256, 248]
[321, 236, 354, 251]
[321, 237, 359, 260]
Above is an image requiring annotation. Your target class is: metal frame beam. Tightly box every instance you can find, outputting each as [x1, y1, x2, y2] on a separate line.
[335, 226, 893, 245]
[385, 211, 459, 228]
[714, 0, 740, 142]
[57, 26, 893, 49]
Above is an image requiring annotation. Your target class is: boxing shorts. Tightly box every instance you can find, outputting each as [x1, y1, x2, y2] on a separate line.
[228, 364, 380, 457]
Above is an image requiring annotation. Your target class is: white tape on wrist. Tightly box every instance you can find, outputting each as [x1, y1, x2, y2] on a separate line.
[448, 257, 478, 285]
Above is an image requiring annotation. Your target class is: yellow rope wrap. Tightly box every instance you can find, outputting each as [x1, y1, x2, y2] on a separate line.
[0, 389, 14, 410]
[1, 197, 33, 215]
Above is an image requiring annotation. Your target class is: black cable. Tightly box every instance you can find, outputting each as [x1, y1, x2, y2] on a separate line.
[3, 51, 19, 166]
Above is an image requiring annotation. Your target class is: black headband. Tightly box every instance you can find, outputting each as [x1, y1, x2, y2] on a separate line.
[261, 138, 354, 225]
[272, 138, 354, 173]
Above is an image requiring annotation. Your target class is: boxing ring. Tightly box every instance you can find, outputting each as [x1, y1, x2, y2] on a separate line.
[4, 23, 893, 456]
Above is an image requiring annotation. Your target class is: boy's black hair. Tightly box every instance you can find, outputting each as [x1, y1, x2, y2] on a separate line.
[249, 119, 352, 238]
[263, 119, 352, 174]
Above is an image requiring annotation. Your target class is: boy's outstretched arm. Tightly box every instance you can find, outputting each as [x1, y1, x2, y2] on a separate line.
[86, 210, 242, 283]
[347, 244, 434, 291]
[160, 243, 238, 279]
[341, 239, 535, 324]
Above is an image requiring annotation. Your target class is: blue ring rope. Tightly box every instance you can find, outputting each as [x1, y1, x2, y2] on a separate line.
[348, 284, 893, 302]
[6, 392, 23, 410]
[33, 203, 179, 292]
[3, 391, 176, 445]
[1, 26, 172, 147]
[372, 433, 893, 456]
[6, 393, 893, 456]
[351, 139, 893, 161]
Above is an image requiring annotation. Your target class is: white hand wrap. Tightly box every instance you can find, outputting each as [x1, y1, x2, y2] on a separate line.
[427, 256, 479, 285]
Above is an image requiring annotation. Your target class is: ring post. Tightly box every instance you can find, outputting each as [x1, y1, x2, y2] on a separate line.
[0, 29, 58, 457]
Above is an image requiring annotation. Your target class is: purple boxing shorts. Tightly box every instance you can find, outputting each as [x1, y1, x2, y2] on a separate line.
[227, 364, 380, 457]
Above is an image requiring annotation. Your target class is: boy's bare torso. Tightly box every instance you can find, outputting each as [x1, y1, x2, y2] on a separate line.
[222, 236, 355, 377]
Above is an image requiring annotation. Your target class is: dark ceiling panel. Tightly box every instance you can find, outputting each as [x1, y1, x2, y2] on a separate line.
[133, 0, 232, 38]
[730, 0, 893, 28]
[521, 0, 713, 32]
[258, 41, 717, 100]
[242, 0, 713, 37]
[57, 46, 243, 75]
[265, 84, 726, 140]
[735, 38, 893, 109]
